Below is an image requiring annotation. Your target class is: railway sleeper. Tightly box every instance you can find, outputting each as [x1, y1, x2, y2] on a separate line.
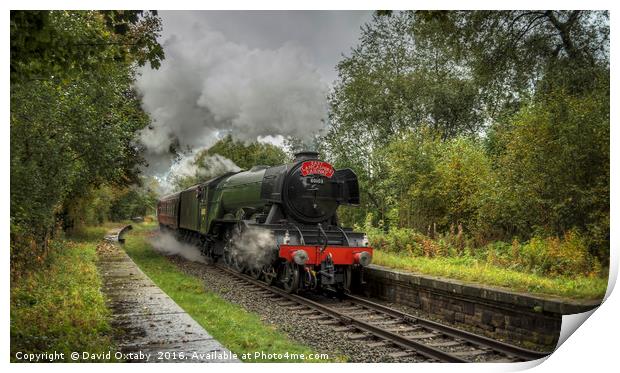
[405, 332, 438, 340]
[341, 310, 377, 317]
[332, 325, 356, 332]
[277, 301, 297, 307]
[388, 350, 416, 359]
[369, 319, 402, 326]
[355, 314, 384, 321]
[332, 306, 364, 312]
[347, 332, 372, 340]
[384, 326, 424, 334]
[309, 314, 331, 320]
[452, 348, 492, 359]
[298, 310, 318, 316]
[365, 341, 392, 348]
[426, 340, 465, 348]
[318, 318, 341, 326]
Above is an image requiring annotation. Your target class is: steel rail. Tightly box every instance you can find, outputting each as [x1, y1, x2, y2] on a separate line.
[345, 294, 550, 361]
[215, 265, 468, 363]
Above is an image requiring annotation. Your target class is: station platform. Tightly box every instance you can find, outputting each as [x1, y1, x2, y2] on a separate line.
[97, 226, 240, 363]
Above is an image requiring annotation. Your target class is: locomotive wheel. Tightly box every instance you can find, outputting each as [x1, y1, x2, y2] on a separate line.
[223, 232, 236, 269]
[264, 266, 277, 285]
[336, 267, 352, 298]
[229, 224, 244, 272]
[199, 238, 213, 264]
[343, 266, 352, 293]
[280, 262, 300, 293]
[248, 266, 262, 280]
[202, 246, 215, 264]
[223, 247, 233, 267]
[229, 254, 242, 272]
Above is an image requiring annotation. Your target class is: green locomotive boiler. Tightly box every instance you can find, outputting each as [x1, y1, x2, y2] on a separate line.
[157, 151, 373, 293]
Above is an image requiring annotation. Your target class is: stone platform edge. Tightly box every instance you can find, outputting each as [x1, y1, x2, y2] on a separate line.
[101, 225, 241, 363]
[364, 264, 602, 315]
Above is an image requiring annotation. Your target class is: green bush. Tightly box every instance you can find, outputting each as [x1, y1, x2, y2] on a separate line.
[519, 230, 596, 277]
[11, 238, 116, 361]
[367, 222, 600, 279]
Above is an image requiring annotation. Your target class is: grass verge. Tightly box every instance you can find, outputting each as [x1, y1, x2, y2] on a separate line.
[10, 229, 119, 362]
[372, 250, 607, 299]
[123, 222, 335, 362]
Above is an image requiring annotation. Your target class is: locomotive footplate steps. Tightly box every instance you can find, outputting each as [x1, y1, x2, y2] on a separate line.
[98, 227, 240, 363]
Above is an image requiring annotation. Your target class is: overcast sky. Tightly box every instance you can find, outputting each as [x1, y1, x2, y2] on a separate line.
[159, 10, 372, 84]
[136, 11, 372, 180]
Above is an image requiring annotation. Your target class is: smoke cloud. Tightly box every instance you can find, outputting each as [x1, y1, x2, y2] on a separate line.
[136, 20, 329, 175]
[171, 151, 240, 180]
[231, 227, 277, 270]
[154, 148, 242, 196]
[150, 232, 206, 263]
[150, 227, 277, 272]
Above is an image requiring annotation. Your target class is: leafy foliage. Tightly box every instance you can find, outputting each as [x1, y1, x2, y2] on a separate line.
[11, 237, 116, 361]
[371, 247, 606, 299]
[205, 135, 289, 169]
[482, 87, 610, 257]
[324, 10, 609, 265]
[60, 183, 159, 229]
[10, 10, 163, 82]
[10, 10, 164, 265]
[171, 135, 289, 191]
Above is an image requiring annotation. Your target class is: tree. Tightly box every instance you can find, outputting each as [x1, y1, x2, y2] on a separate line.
[204, 135, 289, 169]
[10, 10, 163, 82]
[384, 131, 493, 234]
[480, 87, 609, 257]
[322, 12, 485, 225]
[323, 10, 608, 260]
[10, 11, 164, 261]
[413, 10, 609, 113]
[170, 136, 289, 191]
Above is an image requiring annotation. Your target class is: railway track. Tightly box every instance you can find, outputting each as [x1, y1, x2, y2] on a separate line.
[214, 264, 551, 363]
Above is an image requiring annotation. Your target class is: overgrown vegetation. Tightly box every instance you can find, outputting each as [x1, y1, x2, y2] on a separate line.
[364, 220, 606, 299]
[124, 223, 337, 362]
[371, 250, 606, 299]
[10, 10, 164, 272]
[10, 229, 118, 362]
[321, 11, 609, 280]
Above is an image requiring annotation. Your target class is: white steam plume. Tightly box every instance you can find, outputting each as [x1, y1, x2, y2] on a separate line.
[136, 22, 328, 166]
[150, 232, 206, 263]
[231, 227, 278, 270]
[155, 148, 242, 196]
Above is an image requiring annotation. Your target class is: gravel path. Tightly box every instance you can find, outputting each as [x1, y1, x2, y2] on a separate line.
[166, 255, 428, 362]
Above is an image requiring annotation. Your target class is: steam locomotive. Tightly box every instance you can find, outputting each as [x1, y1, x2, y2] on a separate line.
[157, 151, 373, 293]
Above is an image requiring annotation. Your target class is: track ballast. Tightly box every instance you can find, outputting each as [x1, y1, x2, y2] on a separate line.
[214, 264, 550, 363]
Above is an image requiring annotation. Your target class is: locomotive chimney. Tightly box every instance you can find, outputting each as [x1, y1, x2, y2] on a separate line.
[293, 151, 319, 162]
